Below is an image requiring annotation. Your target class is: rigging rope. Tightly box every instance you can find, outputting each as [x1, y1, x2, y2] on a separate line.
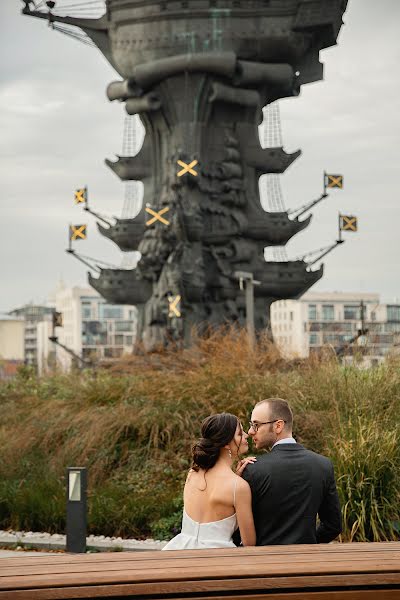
[53, 24, 95, 46]
[35, 1, 106, 18]
[262, 103, 283, 147]
[50, 1, 105, 8]
[260, 102, 286, 214]
[260, 103, 288, 261]
[54, 8, 105, 13]
[120, 252, 140, 269]
[184, 67, 190, 155]
[294, 244, 334, 262]
[75, 253, 123, 270]
[121, 115, 142, 219]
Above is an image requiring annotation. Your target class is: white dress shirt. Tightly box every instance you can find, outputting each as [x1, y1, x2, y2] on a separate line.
[271, 437, 297, 449]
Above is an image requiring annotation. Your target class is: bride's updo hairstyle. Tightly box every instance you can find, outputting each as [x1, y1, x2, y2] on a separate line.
[191, 412, 239, 472]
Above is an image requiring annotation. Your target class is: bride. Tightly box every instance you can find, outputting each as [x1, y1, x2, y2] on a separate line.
[162, 412, 256, 550]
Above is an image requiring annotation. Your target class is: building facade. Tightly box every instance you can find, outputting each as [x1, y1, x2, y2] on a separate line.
[271, 292, 400, 365]
[37, 318, 56, 375]
[0, 313, 25, 379]
[53, 286, 137, 370]
[8, 304, 55, 369]
[0, 314, 24, 360]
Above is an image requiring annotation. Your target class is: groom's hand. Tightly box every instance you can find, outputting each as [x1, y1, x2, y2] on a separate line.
[236, 456, 257, 477]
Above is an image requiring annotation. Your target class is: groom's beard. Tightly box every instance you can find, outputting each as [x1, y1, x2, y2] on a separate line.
[254, 425, 278, 450]
[265, 425, 279, 450]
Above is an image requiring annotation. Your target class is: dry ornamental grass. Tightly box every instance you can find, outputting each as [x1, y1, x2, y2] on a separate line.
[0, 328, 399, 541]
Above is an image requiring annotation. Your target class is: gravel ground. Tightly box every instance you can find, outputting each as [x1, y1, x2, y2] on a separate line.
[0, 530, 166, 552]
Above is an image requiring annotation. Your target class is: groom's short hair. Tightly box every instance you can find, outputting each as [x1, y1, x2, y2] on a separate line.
[256, 398, 293, 430]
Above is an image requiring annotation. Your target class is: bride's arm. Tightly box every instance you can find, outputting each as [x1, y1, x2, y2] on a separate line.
[235, 478, 256, 546]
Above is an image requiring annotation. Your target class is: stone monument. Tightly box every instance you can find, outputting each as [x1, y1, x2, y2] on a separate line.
[23, 0, 348, 349]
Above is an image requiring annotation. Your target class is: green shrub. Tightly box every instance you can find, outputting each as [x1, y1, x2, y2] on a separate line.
[0, 330, 398, 541]
[330, 414, 400, 541]
[150, 496, 183, 540]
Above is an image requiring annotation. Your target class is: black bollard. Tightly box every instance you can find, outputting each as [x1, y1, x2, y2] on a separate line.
[66, 467, 87, 553]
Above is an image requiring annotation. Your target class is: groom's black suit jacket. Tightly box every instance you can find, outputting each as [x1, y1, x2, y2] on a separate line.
[239, 443, 341, 545]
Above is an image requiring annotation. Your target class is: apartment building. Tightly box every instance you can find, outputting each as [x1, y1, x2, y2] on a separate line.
[53, 285, 137, 370]
[8, 304, 54, 369]
[271, 292, 400, 365]
[0, 313, 25, 378]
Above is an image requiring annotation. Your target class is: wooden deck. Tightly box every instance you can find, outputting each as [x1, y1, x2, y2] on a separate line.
[1, 542, 399, 599]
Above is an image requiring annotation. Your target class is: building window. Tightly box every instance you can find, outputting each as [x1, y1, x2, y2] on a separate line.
[125, 335, 133, 346]
[290, 311, 293, 321]
[387, 305, 400, 321]
[323, 333, 337, 344]
[82, 321, 108, 345]
[308, 305, 317, 320]
[344, 305, 359, 320]
[99, 305, 123, 319]
[322, 305, 334, 320]
[82, 348, 100, 360]
[309, 333, 318, 345]
[114, 320, 134, 332]
[82, 303, 92, 319]
[114, 334, 124, 345]
[384, 322, 400, 333]
[104, 347, 123, 358]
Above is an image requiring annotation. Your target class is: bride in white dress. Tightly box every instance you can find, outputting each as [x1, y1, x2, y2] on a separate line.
[162, 412, 256, 550]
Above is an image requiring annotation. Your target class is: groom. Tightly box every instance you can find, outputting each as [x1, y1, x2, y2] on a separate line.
[236, 398, 342, 545]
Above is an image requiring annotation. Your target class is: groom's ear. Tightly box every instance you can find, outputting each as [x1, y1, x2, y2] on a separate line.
[276, 420, 285, 433]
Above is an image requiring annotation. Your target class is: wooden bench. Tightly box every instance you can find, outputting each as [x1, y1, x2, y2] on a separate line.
[1, 542, 399, 599]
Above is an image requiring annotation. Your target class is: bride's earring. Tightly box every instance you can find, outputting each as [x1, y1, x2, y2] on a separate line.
[228, 448, 232, 459]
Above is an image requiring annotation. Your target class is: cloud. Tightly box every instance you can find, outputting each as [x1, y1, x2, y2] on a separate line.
[1, 0, 400, 310]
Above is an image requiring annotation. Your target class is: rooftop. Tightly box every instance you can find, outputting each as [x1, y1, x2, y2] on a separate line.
[301, 292, 380, 303]
[0, 313, 24, 322]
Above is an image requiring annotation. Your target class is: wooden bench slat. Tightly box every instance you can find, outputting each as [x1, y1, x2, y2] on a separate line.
[1, 543, 399, 599]
[2, 572, 400, 599]
[0, 542, 398, 565]
[2, 551, 400, 578]
[2, 558, 400, 590]
[1, 584, 400, 600]
[0, 542, 398, 570]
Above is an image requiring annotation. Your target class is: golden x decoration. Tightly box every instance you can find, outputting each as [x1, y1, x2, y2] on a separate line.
[326, 174, 343, 189]
[74, 189, 86, 204]
[145, 206, 170, 226]
[177, 159, 198, 177]
[168, 295, 181, 318]
[341, 216, 357, 232]
[70, 225, 87, 240]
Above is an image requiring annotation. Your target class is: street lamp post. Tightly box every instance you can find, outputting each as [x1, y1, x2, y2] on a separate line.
[234, 271, 261, 349]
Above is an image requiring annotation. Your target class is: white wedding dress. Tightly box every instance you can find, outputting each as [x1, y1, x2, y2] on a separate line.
[162, 479, 238, 550]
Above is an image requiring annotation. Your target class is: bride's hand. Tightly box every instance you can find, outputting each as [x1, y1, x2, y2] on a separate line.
[236, 456, 257, 477]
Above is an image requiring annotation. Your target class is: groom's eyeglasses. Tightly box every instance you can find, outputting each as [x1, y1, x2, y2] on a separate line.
[249, 419, 286, 432]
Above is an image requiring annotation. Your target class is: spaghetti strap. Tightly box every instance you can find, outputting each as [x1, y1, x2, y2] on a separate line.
[233, 477, 238, 508]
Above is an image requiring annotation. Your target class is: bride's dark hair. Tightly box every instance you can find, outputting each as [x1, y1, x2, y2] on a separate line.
[191, 412, 240, 472]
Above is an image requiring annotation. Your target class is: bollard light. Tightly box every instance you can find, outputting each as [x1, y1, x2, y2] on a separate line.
[66, 467, 87, 553]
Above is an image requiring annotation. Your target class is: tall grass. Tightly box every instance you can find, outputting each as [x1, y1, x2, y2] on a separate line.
[0, 330, 399, 541]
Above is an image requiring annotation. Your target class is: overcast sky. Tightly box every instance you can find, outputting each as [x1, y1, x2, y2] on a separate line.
[1, 0, 399, 312]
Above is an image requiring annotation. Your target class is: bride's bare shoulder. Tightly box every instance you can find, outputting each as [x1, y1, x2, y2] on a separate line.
[234, 473, 251, 494]
[185, 468, 198, 482]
